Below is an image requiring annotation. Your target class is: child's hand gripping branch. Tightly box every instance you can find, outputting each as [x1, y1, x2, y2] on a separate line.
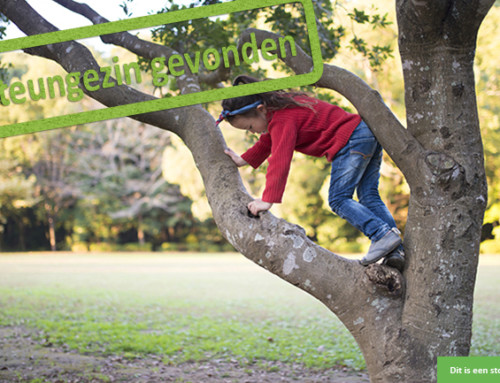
[216, 75, 405, 272]
[224, 148, 248, 167]
[224, 147, 273, 216]
[247, 199, 273, 216]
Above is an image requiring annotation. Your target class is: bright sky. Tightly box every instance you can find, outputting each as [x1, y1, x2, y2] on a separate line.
[4, 0, 197, 51]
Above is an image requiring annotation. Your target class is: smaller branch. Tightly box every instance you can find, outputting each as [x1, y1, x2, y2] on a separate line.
[239, 28, 313, 76]
[51, 0, 202, 95]
[477, 0, 497, 14]
[457, 0, 497, 32]
[51, 0, 175, 58]
[396, 0, 449, 29]
[397, 0, 495, 49]
[198, 65, 231, 87]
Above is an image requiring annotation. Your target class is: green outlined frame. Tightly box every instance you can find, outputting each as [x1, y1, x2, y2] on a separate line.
[0, 0, 323, 138]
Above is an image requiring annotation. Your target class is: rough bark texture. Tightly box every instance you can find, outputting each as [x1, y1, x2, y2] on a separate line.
[0, 0, 495, 381]
[388, 1, 491, 381]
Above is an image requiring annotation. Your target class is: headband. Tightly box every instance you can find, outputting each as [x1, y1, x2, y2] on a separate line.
[215, 100, 263, 126]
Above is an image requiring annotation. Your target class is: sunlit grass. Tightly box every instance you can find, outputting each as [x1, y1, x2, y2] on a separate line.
[0, 252, 498, 371]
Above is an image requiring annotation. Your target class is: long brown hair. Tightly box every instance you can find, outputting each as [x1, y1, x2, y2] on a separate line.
[221, 75, 314, 122]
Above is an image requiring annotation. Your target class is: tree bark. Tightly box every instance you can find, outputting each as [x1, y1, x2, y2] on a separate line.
[45, 205, 57, 251]
[0, 0, 495, 381]
[137, 213, 145, 246]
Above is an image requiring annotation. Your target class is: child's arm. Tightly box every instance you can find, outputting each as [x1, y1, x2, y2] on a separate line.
[224, 147, 248, 167]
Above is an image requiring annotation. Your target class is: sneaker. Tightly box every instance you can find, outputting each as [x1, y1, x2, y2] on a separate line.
[360, 228, 402, 266]
[382, 248, 405, 272]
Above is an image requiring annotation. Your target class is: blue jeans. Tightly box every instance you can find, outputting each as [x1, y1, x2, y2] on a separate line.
[328, 121, 397, 241]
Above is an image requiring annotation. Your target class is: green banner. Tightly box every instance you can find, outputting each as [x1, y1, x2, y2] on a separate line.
[438, 357, 500, 382]
[0, 0, 323, 138]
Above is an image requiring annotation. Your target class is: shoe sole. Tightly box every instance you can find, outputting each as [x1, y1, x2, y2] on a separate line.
[382, 255, 405, 272]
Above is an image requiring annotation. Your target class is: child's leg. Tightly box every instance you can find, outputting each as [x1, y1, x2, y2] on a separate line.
[328, 121, 392, 241]
[356, 142, 398, 230]
[356, 135, 405, 269]
[329, 121, 401, 265]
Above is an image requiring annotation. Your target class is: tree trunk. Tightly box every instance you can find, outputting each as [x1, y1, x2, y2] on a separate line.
[137, 213, 145, 246]
[18, 219, 26, 251]
[11, 216, 27, 251]
[44, 202, 57, 251]
[364, 2, 491, 381]
[48, 214, 56, 251]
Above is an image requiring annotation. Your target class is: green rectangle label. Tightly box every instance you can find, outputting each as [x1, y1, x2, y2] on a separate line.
[438, 357, 500, 382]
[0, 0, 323, 138]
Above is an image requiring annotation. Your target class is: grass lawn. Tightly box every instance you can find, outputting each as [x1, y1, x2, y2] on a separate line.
[0, 252, 498, 372]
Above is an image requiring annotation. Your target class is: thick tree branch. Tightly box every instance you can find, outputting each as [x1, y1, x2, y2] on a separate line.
[50, 0, 205, 95]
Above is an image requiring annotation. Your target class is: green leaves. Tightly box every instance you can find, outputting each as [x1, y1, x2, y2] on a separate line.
[347, 7, 393, 70]
[0, 12, 8, 38]
[349, 8, 370, 24]
[348, 8, 391, 27]
[119, 0, 134, 17]
[349, 37, 393, 69]
[0, 12, 10, 82]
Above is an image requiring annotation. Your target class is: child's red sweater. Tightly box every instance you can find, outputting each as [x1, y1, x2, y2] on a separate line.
[241, 96, 361, 204]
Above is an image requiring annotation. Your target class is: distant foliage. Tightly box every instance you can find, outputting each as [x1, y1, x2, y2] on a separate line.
[1, 1, 498, 252]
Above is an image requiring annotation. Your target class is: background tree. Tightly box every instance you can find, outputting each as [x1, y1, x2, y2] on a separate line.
[0, 147, 38, 251]
[71, 118, 193, 249]
[0, 53, 84, 250]
[0, 52, 199, 251]
[0, 0, 496, 382]
[31, 130, 80, 251]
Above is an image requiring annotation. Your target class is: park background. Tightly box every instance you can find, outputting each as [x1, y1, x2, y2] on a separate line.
[0, 0, 499, 381]
[0, 0, 499, 255]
